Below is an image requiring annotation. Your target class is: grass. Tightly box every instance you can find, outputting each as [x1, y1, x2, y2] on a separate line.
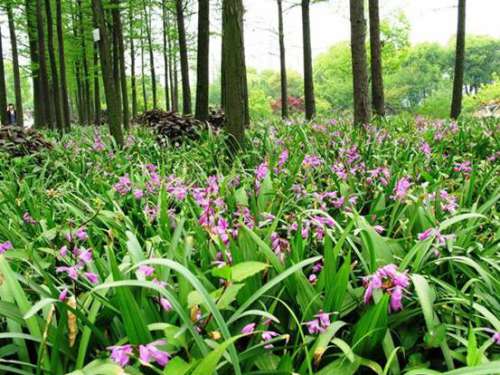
[0, 114, 499, 374]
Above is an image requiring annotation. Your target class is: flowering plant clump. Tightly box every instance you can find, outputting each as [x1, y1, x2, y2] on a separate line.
[0, 115, 498, 374]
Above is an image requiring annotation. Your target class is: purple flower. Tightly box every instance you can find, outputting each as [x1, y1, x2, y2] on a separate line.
[84, 272, 99, 284]
[108, 344, 133, 367]
[390, 285, 404, 311]
[241, 323, 256, 334]
[374, 225, 385, 234]
[58, 288, 68, 302]
[0, 241, 12, 254]
[420, 142, 432, 157]
[315, 311, 331, 328]
[453, 161, 472, 176]
[92, 135, 106, 151]
[261, 330, 279, 349]
[305, 319, 323, 334]
[56, 266, 79, 281]
[392, 177, 411, 201]
[113, 175, 132, 195]
[78, 248, 93, 264]
[492, 331, 500, 345]
[418, 228, 434, 241]
[270, 232, 290, 262]
[363, 264, 410, 312]
[139, 340, 170, 367]
[159, 297, 173, 312]
[23, 212, 37, 225]
[59, 246, 68, 257]
[302, 154, 322, 169]
[133, 189, 144, 200]
[138, 265, 155, 277]
[278, 149, 289, 169]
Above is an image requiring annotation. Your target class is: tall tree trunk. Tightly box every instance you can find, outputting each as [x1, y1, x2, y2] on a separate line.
[143, 0, 157, 108]
[301, 0, 315, 120]
[167, 19, 178, 112]
[112, 0, 129, 130]
[161, 0, 170, 111]
[195, 0, 209, 120]
[368, 0, 384, 116]
[93, 42, 101, 125]
[56, 0, 71, 130]
[350, 0, 371, 125]
[25, 0, 43, 128]
[129, 0, 138, 118]
[7, 2, 24, 127]
[277, 0, 288, 119]
[220, 32, 225, 110]
[222, 0, 247, 149]
[450, 0, 466, 119]
[77, 0, 92, 125]
[44, 0, 64, 134]
[140, 19, 148, 111]
[91, 0, 124, 147]
[176, 0, 192, 114]
[36, 0, 53, 128]
[0, 26, 7, 125]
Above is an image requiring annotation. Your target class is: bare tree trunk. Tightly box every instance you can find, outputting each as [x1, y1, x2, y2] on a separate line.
[36, 0, 53, 128]
[301, 0, 315, 120]
[176, 0, 192, 114]
[112, 0, 130, 130]
[129, 0, 138, 117]
[140, 18, 148, 111]
[222, 0, 247, 149]
[44, 0, 64, 134]
[350, 0, 371, 125]
[167, 17, 178, 112]
[195, 0, 209, 120]
[277, 0, 288, 119]
[0, 26, 7, 125]
[162, 0, 170, 111]
[7, 2, 24, 127]
[93, 42, 101, 125]
[56, 0, 71, 130]
[91, 0, 124, 147]
[450, 0, 466, 119]
[369, 0, 384, 116]
[143, 0, 157, 108]
[77, 0, 92, 125]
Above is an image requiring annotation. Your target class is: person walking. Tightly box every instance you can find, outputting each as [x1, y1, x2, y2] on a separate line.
[6, 104, 16, 126]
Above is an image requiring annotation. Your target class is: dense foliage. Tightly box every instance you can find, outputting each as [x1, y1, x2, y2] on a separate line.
[0, 115, 499, 374]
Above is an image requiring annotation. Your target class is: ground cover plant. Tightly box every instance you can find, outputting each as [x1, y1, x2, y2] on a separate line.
[0, 115, 499, 374]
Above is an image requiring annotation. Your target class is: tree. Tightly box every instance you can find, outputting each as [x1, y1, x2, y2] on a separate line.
[450, 0, 466, 119]
[195, 0, 209, 121]
[44, 0, 64, 134]
[277, 0, 288, 119]
[112, 0, 130, 130]
[162, 0, 170, 111]
[6, 1, 24, 127]
[129, 0, 138, 117]
[0, 25, 7, 125]
[368, 0, 384, 116]
[143, 0, 157, 108]
[56, 0, 71, 130]
[349, 0, 371, 125]
[176, 0, 192, 114]
[222, 0, 248, 149]
[91, 0, 124, 147]
[301, 0, 315, 120]
[77, 0, 92, 125]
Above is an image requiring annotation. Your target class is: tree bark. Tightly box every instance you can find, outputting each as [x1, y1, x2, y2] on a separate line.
[0, 26, 7, 125]
[350, 0, 371, 125]
[301, 0, 315, 120]
[77, 0, 91, 125]
[167, 17, 178, 112]
[140, 18, 148, 111]
[368, 0, 384, 116]
[36, 0, 53, 128]
[277, 0, 288, 119]
[222, 0, 247, 149]
[44, 0, 64, 134]
[93, 41, 101, 125]
[195, 0, 209, 120]
[162, 0, 170, 111]
[450, 0, 466, 119]
[129, 0, 137, 118]
[143, 0, 157, 108]
[91, 0, 124, 147]
[176, 0, 192, 114]
[25, 0, 43, 128]
[7, 2, 24, 127]
[56, 0, 71, 130]
[112, 0, 130, 130]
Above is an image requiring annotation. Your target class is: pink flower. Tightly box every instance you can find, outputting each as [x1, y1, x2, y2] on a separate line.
[390, 285, 404, 311]
[262, 330, 279, 349]
[23, 212, 37, 225]
[374, 225, 385, 234]
[420, 142, 432, 156]
[278, 149, 289, 169]
[108, 344, 133, 367]
[133, 189, 144, 200]
[363, 264, 410, 312]
[114, 175, 132, 195]
[59, 246, 68, 257]
[139, 340, 170, 367]
[159, 297, 173, 312]
[305, 319, 323, 334]
[56, 266, 79, 281]
[392, 177, 411, 201]
[58, 288, 68, 302]
[453, 161, 472, 175]
[0, 241, 12, 254]
[302, 154, 322, 169]
[84, 272, 98, 284]
[492, 331, 500, 345]
[418, 228, 434, 241]
[241, 323, 256, 334]
[138, 265, 155, 277]
[78, 248, 93, 264]
[316, 311, 331, 328]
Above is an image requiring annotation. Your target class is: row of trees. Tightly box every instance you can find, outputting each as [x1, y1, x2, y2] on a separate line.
[0, 0, 468, 148]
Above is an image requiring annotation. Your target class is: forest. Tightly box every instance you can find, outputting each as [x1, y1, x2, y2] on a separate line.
[0, 0, 499, 374]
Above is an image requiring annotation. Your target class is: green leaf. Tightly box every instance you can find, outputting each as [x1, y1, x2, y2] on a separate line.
[231, 261, 268, 282]
[352, 294, 389, 355]
[192, 335, 243, 375]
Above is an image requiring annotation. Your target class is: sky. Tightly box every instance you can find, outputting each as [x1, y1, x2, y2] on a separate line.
[229, 0, 500, 74]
